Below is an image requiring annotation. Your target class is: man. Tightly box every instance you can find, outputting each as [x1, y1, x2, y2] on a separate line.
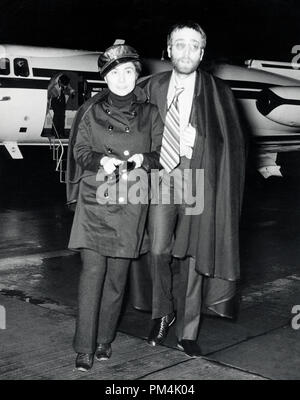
[48, 73, 75, 138]
[142, 21, 246, 357]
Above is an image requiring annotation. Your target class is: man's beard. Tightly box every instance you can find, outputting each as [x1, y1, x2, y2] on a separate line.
[172, 56, 200, 75]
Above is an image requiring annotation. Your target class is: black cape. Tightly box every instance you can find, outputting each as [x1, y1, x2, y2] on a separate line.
[131, 70, 247, 316]
[141, 70, 247, 280]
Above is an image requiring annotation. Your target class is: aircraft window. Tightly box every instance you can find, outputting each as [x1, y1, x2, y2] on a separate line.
[0, 58, 10, 75]
[14, 58, 29, 77]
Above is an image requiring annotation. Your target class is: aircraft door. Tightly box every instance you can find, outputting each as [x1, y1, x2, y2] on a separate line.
[44, 71, 88, 138]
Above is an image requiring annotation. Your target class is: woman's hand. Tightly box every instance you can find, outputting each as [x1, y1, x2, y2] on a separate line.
[100, 156, 123, 174]
[127, 154, 144, 168]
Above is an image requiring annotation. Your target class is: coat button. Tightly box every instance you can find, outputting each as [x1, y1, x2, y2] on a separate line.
[107, 148, 112, 154]
[108, 125, 113, 131]
[125, 126, 130, 133]
[131, 111, 137, 117]
[105, 108, 111, 114]
[123, 150, 130, 156]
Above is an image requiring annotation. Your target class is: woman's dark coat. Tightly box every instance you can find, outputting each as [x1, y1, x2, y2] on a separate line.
[67, 86, 163, 258]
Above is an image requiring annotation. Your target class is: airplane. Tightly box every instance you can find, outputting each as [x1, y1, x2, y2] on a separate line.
[1, 44, 300, 180]
[212, 59, 300, 178]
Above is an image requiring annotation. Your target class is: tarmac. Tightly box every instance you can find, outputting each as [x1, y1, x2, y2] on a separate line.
[0, 147, 300, 380]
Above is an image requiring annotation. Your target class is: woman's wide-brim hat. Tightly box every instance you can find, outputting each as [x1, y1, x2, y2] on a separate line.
[98, 44, 140, 77]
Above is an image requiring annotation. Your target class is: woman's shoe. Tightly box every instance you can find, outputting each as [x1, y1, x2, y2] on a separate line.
[95, 343, 112, 361]
[75, 353, 94, 371]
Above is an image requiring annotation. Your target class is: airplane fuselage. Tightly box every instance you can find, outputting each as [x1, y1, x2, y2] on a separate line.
[2, 44, 300, 163]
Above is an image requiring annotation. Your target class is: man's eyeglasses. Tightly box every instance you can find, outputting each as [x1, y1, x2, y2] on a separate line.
[171, 42, 202, 52]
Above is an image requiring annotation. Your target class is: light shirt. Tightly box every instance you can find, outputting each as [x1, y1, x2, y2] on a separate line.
[167, 70, 196, 159]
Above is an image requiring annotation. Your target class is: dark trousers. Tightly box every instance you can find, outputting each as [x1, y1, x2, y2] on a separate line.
[73, 249, 130, 354]
[149, 160, 237, 341]
[175, 257, 203, 340]
[148, 200, 184, 319]
[148, 200, 203, 340]
[148, 159, 203, 340]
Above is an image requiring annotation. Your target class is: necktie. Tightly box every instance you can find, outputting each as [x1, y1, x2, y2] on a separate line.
[159, 86, 184, 173]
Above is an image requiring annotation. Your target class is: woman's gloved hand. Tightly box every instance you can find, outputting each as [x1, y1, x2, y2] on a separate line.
[127, 153, 144, 168]
[100, 156, 123, 174]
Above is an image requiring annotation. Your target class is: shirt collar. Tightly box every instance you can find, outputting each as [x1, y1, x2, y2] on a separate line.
[170, 70, 196, 90]
[168, 70, 196, 103]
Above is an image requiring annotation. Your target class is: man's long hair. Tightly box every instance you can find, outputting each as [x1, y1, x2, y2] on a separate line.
[167, 20, 207, 49]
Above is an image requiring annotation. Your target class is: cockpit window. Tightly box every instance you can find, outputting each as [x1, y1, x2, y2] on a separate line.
[0, 58, 10, 75]
[14, 58, 29, 77]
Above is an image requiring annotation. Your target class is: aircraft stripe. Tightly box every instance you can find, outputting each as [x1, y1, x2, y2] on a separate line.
[0, 77, 106, 90]
[227, 80, 272, 89]
[261, 63, 298, 70]
[0, 77, 49, 89]
[255, 135, 300, 142]
[0, 77, 295, 103]
[32, 67, 102, 81]
[232, 90, 261, 99]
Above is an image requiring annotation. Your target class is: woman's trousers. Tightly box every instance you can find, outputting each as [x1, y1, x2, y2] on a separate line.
[73, 248, 130, 354]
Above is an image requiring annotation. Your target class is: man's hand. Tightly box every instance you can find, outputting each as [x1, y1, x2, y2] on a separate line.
[181, 123, 196, 148]
[100, 156, 123, 174]
[128, 154, 144, 168]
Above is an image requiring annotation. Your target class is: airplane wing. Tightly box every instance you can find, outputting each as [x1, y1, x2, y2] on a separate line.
[3, 141, 23, 159]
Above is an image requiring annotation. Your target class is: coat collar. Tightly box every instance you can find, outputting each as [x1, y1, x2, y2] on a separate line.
[132, 85, 148, 104]
[155, 71, 172, 120]
[95, 85, 148, 106]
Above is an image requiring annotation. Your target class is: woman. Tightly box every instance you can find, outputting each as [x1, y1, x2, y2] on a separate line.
[67, 43, 163, 372]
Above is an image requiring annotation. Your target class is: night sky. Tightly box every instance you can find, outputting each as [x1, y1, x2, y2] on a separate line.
[0, 0, 300, 63]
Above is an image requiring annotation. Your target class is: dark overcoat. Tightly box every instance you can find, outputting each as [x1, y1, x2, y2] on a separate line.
[142, 69, 247, 281]
[67, 87, 163, 258]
